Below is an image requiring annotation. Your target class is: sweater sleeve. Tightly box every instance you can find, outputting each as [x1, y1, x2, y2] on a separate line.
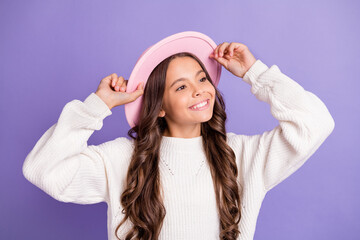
[22, 92, 115, 204]
[228, 60, 335, 193]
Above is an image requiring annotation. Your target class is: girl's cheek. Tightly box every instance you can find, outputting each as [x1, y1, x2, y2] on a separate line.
[207, 85, 216, 94]
[178, 97, 189, 107]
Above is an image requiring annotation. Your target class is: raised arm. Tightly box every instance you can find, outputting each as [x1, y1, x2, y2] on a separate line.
[22, 93, 116, 203]
[211, 43, 335, 192]
[23, 73, 144, 204]
[229, 59, 334, 192]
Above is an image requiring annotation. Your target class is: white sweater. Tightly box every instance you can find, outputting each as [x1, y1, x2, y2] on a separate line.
[22, 59, 335, 240]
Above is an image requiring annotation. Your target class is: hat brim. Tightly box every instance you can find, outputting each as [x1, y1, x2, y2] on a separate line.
[124, 31, 222, 128]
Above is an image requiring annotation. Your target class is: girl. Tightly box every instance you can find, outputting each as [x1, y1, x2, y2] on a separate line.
[23, 31, 335, 240]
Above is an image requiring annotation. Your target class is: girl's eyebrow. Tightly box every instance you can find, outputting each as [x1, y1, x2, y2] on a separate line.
[170, 69, 205, 88]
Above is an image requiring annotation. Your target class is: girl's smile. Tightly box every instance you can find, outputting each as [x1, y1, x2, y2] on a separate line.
[189, 99, 210, 111]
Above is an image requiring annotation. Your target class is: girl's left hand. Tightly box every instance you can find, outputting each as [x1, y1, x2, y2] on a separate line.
[210, 42, 257, 78]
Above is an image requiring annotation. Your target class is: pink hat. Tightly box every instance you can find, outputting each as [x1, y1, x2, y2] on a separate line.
[124, 31, 222, 128]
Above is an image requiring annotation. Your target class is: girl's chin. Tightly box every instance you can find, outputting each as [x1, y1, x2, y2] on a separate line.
[194, 113, 213, 123]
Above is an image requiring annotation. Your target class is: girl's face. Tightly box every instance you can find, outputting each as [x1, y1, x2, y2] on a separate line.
[159, 56, 216, 137]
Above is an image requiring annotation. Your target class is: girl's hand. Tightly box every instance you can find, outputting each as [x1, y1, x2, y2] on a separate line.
[210, 42, 257, 79]
[95, 73, 144, 110]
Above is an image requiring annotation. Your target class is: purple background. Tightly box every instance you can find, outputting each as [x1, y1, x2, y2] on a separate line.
[1, 0, 359, 239]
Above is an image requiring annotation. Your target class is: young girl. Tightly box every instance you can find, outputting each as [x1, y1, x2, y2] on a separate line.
[22, 31, 335, 240]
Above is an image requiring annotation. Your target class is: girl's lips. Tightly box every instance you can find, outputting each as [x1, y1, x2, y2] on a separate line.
[189, 99, 210, 111]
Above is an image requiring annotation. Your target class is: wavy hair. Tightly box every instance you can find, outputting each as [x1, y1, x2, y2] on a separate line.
[115, 52, 242, 240]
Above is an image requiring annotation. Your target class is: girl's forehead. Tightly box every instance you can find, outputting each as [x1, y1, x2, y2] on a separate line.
[169, 56, 200, 69]
[167, 58, 203, 78]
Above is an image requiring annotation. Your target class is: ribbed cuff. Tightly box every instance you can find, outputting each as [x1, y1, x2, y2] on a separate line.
[83, 92, 112, 119]
[242, 59, 269, 86]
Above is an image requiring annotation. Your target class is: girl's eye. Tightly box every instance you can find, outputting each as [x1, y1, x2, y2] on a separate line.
[175, 77, 207, 91]
[176, 85, 186, 91]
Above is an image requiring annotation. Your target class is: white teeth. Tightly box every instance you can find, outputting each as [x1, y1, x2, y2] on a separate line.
[191, 100, 208, 109]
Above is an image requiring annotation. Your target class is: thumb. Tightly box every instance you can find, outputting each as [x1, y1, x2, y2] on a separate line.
[214, 56, 228, 67]
[130, 82, 144, 100]
[210, 54, 228, 68]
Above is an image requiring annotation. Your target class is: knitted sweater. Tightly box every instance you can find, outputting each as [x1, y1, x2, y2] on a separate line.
[22, 59, 335, 240]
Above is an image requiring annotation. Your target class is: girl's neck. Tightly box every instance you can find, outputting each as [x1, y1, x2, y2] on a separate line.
[162, 125, 201, 138]
[160, 134, 204, 153]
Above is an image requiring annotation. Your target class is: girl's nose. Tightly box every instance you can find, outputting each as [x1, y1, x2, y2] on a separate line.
[193, 87, 204, 97]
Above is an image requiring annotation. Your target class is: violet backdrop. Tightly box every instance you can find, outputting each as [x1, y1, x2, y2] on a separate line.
[0, 0, 359, 239]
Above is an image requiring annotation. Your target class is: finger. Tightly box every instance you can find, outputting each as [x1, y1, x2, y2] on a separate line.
[114, 76, 125, 91]
[213, 45, 220, 58]
[213, 42, 225, 58]
[110, 73, 118, 87]
[120, 79, 127, 92]
[234, 43, 249, 53]
[218, 42, 230, 57]
[101, 75, 112, 85]
[228, 42, 241, 57]
[223, 54, 232, 61]
[211, 50, 227, 64]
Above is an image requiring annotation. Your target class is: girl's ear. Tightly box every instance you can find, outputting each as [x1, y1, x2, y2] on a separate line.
[158, 109, 166, 117]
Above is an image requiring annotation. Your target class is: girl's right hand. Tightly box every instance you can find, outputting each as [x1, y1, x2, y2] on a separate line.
[95, 73, 144, 110]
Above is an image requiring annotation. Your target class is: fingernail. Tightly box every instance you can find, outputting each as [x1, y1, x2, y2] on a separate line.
[115, 86, 119, 91]
[120, 87, 125, 91]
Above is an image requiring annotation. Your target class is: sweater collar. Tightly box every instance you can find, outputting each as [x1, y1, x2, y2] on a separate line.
[160, 135, 204, 153]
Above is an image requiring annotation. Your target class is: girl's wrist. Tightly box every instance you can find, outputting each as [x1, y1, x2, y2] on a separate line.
[242, 58, 257, 78]
[95, 91, 113, 110]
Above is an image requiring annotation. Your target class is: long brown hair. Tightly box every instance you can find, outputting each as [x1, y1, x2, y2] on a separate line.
[115, 52, 241, 240]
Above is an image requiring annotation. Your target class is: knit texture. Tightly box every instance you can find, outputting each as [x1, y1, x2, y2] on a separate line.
[22, 59, 335, 240]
